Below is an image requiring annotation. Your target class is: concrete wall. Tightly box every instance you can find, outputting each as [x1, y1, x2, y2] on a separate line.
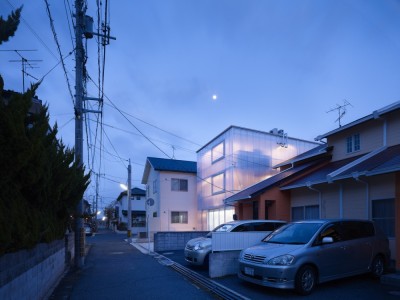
[209, 251, 241, 278]
[154, 231, 208, 252]
[0, 234, 74, 300]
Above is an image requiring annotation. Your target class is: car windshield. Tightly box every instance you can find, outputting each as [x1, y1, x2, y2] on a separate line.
[263, 223, 323, 245]
[206, 223, 235, 237]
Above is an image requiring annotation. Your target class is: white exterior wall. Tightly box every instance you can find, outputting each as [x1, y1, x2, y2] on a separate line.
[146, 169, 198, 235]
[146, 168, 161, 234]
[197, 127, 319, 230]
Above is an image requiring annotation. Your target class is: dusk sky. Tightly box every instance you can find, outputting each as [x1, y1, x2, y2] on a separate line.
[1, 0, 400, 211]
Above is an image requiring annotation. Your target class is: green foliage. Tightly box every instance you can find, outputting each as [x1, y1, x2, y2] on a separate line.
[0, 6, 22, 45]
[0, 85, 90, 255]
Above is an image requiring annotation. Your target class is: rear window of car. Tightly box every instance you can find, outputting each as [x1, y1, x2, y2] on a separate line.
[230, 222, 286, 232]
[213, 224, 235, 232]
[341, 221, 375, 240]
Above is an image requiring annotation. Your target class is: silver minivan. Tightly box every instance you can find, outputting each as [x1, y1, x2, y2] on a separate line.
[185, 220, 286, 266]
[238, 219, 390, 295]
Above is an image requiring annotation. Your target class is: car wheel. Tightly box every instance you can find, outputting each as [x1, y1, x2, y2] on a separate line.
[295, 265, 316, 295]
[371, 255, 384, 278]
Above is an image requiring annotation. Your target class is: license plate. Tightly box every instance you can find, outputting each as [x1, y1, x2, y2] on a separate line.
[244, 267, 254, 276]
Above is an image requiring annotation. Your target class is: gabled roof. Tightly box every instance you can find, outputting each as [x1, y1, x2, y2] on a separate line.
[281, 144, 400, 189]
[147, 157, 197, 173]
[316, 101, 400, 141]
[116, 187, 146, 201]
[330, 144, 400, 180]
[224, 162, 319, 204]
[141, 157, 197, 184]
[273, 144, 330, 169]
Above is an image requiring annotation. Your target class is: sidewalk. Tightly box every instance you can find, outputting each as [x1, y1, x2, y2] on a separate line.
[49, 228, 217, 300]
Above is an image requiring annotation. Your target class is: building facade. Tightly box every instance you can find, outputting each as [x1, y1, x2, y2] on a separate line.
[142, 157, 198, 238]
[281, 101, 400, 267]
[114, 187, 146, 235]
[196, 126, 320, 230]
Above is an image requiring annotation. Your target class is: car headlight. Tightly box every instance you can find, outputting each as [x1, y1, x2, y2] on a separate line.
[194, 243, 204, 251]
[267, 254, 294, 266]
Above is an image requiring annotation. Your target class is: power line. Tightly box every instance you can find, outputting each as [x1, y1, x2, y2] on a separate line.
[44, 0, 75, 106]
[87, 75, 172, 158]
[6, 0, 58, 61]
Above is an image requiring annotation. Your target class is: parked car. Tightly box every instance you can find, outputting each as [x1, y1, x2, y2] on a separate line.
[84, 223, 94, 236]
[238, 219, 390, 295]
[185, 220, 286, 267]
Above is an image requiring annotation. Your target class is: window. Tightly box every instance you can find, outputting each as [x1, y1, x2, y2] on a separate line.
[171, 178, 188, 191]
[171, 211, 188, 224]
[153, 180, 157, 194]
[372, 199, 395, 238]
[136, 196, 141, 200]
[212, 141, 225, 163]
[292, 205, 319, 221]
[211, 173, 225, 194]
[346, 133, 360, 153]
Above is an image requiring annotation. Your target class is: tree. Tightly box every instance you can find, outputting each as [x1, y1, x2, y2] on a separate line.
[0, 7, 90, 254]
[0, 6, 22, 45]
[104, 204, 115, 228]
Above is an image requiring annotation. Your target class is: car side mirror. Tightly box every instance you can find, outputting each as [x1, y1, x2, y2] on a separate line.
[322, 236, 334, 244]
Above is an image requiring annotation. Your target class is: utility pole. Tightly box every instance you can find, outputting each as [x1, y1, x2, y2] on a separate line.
[73, 0, 115, 268]
[74, 0, 85, 269]
[127, 159, 132, 241]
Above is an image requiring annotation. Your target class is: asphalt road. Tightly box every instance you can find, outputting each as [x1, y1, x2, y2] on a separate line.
[50, 229, 219, 300]
[160, 249, 400, 300]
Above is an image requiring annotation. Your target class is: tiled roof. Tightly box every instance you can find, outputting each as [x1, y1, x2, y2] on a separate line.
[281, 156, 361, 189]
[273, 144, 330, 168]
[116, 187, 146, 201]
[224, 161, 323, 204]
[333, 144, 400, 179]
[147, 157, 197, 173]
[281, 144, 400, 189]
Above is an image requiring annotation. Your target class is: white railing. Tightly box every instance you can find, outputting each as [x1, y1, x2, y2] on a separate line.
[211, 231, 271, 252]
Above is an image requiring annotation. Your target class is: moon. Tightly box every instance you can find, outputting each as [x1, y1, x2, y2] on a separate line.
[212, 94, 218, 100]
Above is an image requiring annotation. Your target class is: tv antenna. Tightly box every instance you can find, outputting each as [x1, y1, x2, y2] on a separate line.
[326, 100, 353, 127]
[1, 49, 42, 92]
[171, 146, 176, 159]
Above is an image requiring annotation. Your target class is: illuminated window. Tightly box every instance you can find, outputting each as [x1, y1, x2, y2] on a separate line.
[212, 141, 225, 163]
[171, 178, 188, 191]
[171, 211, 188, 224]
[212, 172, 225, 195]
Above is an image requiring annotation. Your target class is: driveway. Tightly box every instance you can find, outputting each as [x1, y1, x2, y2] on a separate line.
[159, 250, 400, 300]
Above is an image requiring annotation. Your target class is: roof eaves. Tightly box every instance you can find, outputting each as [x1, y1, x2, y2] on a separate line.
[315, 101, 400, 141]
[326, 146, 387, 180]
[280, 179, 328, 190]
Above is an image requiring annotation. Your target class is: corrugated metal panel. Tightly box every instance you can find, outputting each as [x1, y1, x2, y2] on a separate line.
[211, 232, 270, 251]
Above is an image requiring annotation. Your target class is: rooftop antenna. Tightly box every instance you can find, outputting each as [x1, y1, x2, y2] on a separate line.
[171, 146, 176, 159]
[1, 50, 42, 92]
[326, 100, 353, 127]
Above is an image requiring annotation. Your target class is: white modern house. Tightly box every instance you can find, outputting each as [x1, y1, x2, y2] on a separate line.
[141, 157, 198, 238]
[196, 126, 320, 230]
[114, 187, 146, 235]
